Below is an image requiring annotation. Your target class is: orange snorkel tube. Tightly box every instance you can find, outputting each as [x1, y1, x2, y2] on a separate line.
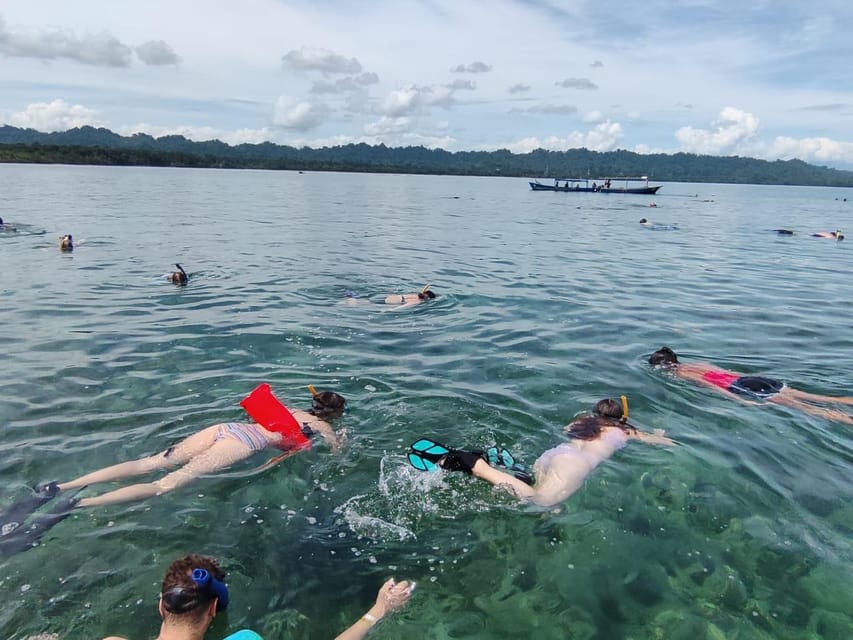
[240, 383, 311, 450]
[620, 395, 630, 425]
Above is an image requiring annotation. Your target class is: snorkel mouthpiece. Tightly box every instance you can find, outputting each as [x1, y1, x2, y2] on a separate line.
[192, 568, 229, 611]
[620, 395, 629, 424]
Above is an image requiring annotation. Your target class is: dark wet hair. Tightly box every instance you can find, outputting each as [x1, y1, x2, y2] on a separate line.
[639, 218, 647, 224]
[593, 398, 623, 420]
[310, 390, 347, 418]
[161, 554, 225, 621]
[418, 290, 437, 300]
[649, 346, 678, 366]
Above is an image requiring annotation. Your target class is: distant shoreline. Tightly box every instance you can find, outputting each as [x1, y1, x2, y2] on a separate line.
[2, 126, 853, 187]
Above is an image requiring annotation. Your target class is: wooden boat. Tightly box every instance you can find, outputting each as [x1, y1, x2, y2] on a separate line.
[528, 176, 662, 194]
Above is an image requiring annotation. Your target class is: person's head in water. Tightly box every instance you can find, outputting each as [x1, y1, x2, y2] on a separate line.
[309, 390, 347, 418]
[160, 554, 227, 625]
[649, 346, 679, 367]
[417, 284, 436, 301]
[593, 398, 623, 420]
[639, 218, 648, 224]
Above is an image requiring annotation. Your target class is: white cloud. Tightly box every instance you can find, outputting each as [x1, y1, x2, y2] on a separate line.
[450, 61, 491, 73]
[447, 79, 476, 91]
[135, 40, 181, 66]
[767, 136, 853, 164]
[555, 78, 598, 90]
[508, 84, 531, 94]
[7, 99, 103, 131]
[0, 16, 133, 67]
[310, 72, 379, 94]
[590, 60, 604, 68]
[363, 116, 412, 136]
[273, 97, 331, 131]
[282, 46, 361, 74]
[380, 84, 455, 117]
[511, 104, 578, 115]
[675, 107, 760, 155]
[502, 121, 623, 153]
[582, 110, 605, 124]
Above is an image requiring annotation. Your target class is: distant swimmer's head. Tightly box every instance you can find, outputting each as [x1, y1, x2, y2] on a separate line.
[59, 234, 73, 251]
[835, 229, 844, 240]
[417, 283, 436, 300]
[170, 263, 188, 285]
[639, 218, 648, 224]
[593, 398, 623, 420]
[344, 289, 357, 298]
[649, 346, 679, 367]
[161, 554, 228, 621]
[774, 229, 794, 235]
[308, 385, 347, 418]
[0, 217, 4, 225]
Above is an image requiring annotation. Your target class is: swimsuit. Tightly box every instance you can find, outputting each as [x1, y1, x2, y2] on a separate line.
[702, 370, 784, 399]
[216, 422, 270, 452]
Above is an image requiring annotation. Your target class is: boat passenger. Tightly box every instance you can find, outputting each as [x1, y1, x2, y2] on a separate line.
[649, 346, 853, 425]
[413, 398, 675, 508]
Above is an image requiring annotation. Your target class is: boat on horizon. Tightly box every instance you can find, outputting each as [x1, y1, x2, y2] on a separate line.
[528, 176, 662, 194]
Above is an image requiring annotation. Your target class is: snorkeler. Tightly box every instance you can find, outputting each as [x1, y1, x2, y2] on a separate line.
[649, 346, 853, 425]
[384, 283, 436, 306]
[408, 398, 675, 508]
[1, 385, 346, 552]
[170, 263, 189, 285]
[101, 554, 412, 640]
[59, 234, 73, 251]
[812, 229, 844, 240]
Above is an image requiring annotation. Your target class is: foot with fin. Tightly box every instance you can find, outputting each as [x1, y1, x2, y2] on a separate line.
[1, 482, 60, 537]
[0, 489, 80, 556]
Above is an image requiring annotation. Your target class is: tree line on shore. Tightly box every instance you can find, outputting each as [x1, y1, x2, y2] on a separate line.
[1, 125, 852, 187]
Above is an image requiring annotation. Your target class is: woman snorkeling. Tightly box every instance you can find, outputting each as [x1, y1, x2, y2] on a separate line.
[409, 398, 675, 508]
[384, 283, 436, 306]
[649, 346, 853, 425]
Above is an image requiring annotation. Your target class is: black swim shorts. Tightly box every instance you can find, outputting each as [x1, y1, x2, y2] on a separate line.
[729, 376, 784, 399]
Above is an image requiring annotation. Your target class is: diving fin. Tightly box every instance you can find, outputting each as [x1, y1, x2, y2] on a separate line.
[1, 483, 59, 538]
[0, 489, 80, 556]
[486, 447, 535, 486]
[408, 438, 452, 471]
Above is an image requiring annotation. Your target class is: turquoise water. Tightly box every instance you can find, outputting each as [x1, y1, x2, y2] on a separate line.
[1, 164, 851, 639]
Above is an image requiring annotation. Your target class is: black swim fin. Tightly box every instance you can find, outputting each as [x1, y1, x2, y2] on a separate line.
[0, 483, 60, 538]
[0, 490, 80, 556]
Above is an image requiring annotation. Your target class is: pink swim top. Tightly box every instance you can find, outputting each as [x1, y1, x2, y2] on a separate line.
[702, 370, 740, 389]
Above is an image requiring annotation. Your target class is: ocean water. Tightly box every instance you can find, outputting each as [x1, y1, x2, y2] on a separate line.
[0, 164, 851, 640]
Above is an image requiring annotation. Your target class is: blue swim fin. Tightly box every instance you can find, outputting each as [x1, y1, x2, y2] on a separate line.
[485, 447, 534, 486]
[408, 439, 451, 471]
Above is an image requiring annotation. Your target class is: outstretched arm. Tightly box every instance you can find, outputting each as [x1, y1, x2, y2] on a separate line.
[334, 578, 413, 640]
[628, 428, 677, 446]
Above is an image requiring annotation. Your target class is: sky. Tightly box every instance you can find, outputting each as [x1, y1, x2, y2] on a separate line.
[2, 0, 852, 168]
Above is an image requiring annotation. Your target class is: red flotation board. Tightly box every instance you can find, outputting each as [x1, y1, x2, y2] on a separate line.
[240, 383, 311, 450]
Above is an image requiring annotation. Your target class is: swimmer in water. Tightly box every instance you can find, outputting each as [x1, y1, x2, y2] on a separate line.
[384, 283, 437, 307]
[414, 398, 675, 508]
[169, 263, 189, 285]
[59, 234, 73, 251]
[812, 229, 844, 240]
[649, 346, 853, 425]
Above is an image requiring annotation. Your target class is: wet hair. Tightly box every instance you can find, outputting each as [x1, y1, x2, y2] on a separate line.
[309, 390, 347, 418]
[172, 263, 188, 285]
[160, 554, 225, 621]
[649, 346, 678, 366]
[639, 218, 648, 224]
[417, 290, 437, 300]
[593, 398, 623, 420]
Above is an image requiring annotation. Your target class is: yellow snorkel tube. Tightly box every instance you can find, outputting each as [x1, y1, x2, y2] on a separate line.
[420, 283, 431, 295]
[620, 395, 629, 424]
[307, 384, 318, 397]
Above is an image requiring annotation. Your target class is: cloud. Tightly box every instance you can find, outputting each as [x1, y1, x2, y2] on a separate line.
[511, 104, 578, 115]
[675, 107, 760, 155]
[310, 72, 380, 94]
[282, 46, 361, 74]
[508, 83, 531, 94]
[363, 116, 412, 137]
[273, 97, 331, 131]
[767, 136, 853, 164]
[0, 16, 133, 67]
[555, 78, 598, 90]
[7, 99, 104, 131]
[135, 40, 181, 66]
[380, 84, 455, 117]
[447, 79, 475, 91]
[793, 103, 851, 113]
[502, 121, 623, 153]
[581, 110, 605, 124]
[450, 61, 492, 73]
[590, 60, 604, 68]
